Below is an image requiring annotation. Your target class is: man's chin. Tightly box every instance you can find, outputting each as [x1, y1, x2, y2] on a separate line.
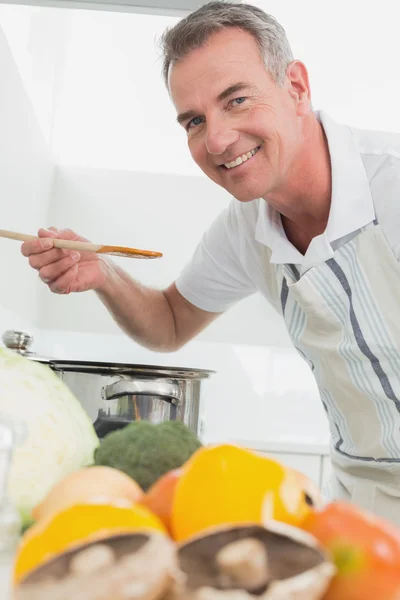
[212, 174, 263, 202]
[227, 188, 261, 202]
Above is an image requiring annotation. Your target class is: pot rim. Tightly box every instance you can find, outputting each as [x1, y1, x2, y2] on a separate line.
[49, 359, 215, 379]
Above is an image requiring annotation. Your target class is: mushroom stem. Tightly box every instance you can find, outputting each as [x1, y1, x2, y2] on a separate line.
[216, 538, 269, 591]
[70, 544, 115, 575]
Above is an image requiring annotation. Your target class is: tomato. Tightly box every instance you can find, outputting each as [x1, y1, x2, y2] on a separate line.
[302, 502, 400, 599]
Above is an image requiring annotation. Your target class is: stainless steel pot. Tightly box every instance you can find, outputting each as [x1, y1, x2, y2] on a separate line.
[2, 330, 214, 438]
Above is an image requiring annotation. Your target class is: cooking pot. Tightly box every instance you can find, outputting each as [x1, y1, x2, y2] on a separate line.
[2, 330, 215, 439]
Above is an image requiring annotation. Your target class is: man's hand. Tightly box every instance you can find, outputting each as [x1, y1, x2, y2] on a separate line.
[21, 227, 108, 294]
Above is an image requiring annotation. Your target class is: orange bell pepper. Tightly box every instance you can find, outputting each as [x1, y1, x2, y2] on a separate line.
[302, 501, 400, 600]
[140, 468, 182, 534]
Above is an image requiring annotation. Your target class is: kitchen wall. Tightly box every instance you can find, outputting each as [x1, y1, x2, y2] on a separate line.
[0, 6, 67, 332]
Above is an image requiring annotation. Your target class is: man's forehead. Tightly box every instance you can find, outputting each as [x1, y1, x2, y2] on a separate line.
[168, 28, 265, 91]
[169, 61, 268, 117]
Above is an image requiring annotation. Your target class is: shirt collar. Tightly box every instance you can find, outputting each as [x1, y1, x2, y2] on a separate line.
[255, 110, 376, 264]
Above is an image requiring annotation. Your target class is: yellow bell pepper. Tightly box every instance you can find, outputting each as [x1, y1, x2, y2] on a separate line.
[171, 443, 313, 542]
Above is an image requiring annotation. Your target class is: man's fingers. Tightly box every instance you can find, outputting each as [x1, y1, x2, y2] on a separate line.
[39, 227, 81, 242]
[38, 253, 81, 283]
[38, 227, 60, 239]
[48, 265, 79, 294]
[29, 248, 66, 269]
[21, 237, 54, 257]
[23, 227, 81, 260]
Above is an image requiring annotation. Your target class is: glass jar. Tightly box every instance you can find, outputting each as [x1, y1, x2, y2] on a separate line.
[0, 415, 26, 552]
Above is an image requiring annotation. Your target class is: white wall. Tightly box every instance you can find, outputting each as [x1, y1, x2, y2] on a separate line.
[0, 5, 69, 144]
[50, 9, 196, 176]
[251, 0, 400, 133]
[0, 15, 56, 331]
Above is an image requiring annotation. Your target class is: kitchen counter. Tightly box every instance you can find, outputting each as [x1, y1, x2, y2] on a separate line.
[231, 437, 330, 456]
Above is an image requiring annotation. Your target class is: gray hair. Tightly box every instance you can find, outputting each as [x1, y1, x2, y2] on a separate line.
[160, 1, 294, 88]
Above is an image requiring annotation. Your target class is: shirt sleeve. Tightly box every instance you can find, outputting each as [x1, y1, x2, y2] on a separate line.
[371, 158, 400, 261]
[175, 200, 257, 313]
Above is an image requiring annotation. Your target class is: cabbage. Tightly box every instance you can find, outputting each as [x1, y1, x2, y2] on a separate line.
[0, 348, 99, 526]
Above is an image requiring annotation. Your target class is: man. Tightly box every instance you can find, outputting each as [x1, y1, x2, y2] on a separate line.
[22, 2, 400, 523]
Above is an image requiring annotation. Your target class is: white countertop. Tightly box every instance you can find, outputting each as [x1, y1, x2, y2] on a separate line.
[231, 437, 330, 456]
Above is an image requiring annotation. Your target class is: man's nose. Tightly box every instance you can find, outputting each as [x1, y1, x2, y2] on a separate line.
[205, 119, 239, 155]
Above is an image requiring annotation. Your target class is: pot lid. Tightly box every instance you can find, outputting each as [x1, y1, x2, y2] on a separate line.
[2, 330, 215, 379]
[49, 359, 215, 379]
[1, 330, 52, 364]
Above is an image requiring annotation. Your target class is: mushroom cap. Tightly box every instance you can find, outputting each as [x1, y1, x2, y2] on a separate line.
[177, 521, 335, 600]
[14, 531, 181, 600]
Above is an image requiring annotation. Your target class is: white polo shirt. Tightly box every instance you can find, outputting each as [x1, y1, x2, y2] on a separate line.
[175, 111, 400, 313]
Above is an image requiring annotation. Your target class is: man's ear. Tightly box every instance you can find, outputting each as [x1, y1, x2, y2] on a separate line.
[286, 60, 312, 116]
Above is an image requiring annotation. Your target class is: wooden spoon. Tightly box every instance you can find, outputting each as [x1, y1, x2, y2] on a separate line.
[0, 229, 162, 259]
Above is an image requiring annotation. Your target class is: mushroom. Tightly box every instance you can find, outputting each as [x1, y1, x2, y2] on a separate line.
[176, 521, 336, 600]
[69, 543, 116, 575]
[216, 537, 269, 591]
[14, 531, 183, 600]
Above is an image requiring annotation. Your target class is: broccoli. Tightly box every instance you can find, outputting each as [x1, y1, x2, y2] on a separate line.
[94, 420, 202, 491]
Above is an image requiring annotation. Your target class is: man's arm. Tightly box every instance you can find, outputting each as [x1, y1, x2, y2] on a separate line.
[22, 200, 252, 353]
[96, 261, 220, 352]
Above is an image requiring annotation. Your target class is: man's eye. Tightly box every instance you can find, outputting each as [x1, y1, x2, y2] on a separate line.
[231, 96, 247, 106]
[187, 116, 204, 130]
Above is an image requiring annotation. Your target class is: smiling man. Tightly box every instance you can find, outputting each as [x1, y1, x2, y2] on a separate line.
[22, 2, 400, 523]
[170, 27, 321, 211]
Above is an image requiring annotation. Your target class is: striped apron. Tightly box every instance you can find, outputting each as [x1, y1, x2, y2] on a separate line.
[274, 223, 400, 524]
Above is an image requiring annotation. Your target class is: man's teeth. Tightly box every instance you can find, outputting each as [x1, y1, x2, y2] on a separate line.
[224, 147, 259, 169]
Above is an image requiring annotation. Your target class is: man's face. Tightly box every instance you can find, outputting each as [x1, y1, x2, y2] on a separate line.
[169, 28, 311, 202]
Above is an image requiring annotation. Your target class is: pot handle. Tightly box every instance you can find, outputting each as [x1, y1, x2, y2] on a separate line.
[101, 379, 182, 406]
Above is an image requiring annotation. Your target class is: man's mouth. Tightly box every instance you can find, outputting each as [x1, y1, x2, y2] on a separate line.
[222, 146, 261, 169]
